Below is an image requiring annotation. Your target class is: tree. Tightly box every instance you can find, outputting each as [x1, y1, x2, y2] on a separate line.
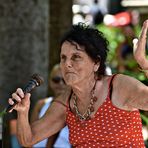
[49, 0, 72, 70]
[0, 0, 49, 147]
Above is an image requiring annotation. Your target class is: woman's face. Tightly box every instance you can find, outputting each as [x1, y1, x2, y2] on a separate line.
[60, 41, 99, 86]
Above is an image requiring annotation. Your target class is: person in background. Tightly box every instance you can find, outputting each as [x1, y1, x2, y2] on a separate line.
[31, 64, 71, 148]
[8, 20, 148, 147]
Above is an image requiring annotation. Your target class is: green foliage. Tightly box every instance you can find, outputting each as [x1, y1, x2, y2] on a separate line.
[96, 23, 148, 83]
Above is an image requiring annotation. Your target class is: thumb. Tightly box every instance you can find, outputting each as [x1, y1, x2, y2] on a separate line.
[22, 93, 31, 105]
[132, 38, 138, 53]
[24, 93, 31, 102]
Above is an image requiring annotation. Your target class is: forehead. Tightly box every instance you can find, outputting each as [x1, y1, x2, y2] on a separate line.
[60, 41, 85, 54]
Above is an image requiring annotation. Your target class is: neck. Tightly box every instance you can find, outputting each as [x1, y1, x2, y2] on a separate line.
[72, 77, 99, 121]
[72, 77, 97, 102]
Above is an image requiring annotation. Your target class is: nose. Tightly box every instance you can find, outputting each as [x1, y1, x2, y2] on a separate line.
[65, 59, 72, 68]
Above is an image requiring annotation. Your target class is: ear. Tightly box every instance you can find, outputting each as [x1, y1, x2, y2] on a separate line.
[94, 62, 100, 72]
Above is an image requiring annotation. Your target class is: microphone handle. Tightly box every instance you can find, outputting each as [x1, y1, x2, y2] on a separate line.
[6, 79, 38, 113]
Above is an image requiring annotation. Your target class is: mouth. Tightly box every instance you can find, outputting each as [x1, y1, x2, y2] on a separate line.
[65, 71, 75, 75]
[64, 72, 76, 81]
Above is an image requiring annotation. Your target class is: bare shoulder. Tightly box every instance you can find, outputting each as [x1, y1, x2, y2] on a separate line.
[111, 73, 145, 100]
[113, 74, 143, 87]
[112, 74, 147, 100]
[110, 74, 147, 110]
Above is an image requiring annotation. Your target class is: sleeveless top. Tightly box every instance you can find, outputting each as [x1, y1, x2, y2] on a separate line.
[66, 75, 145, 147]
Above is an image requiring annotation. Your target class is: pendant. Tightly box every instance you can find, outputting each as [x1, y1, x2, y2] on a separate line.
[92, 96, 97, 102]
[90, 106, 94, 112]
[80, 119, 86, 127]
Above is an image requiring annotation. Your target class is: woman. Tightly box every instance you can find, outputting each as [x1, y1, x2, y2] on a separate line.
[9, 20, 148, 147]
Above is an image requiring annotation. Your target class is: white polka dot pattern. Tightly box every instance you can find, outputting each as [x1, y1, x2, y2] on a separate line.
[66, 97, 145, 148]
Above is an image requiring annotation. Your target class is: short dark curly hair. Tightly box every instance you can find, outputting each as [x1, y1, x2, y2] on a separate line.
[60, 23, 109, 76]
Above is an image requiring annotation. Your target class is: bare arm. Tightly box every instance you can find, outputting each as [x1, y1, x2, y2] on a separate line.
[8, 88, 71, 147]
[119, 20, 148, 110]
[114, 74, 148, 111]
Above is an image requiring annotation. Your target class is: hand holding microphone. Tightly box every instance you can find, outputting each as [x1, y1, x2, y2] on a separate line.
[7, 74, 44, 113]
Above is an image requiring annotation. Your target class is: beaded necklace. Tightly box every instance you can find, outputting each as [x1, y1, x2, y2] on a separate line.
[72, 81, 97, 121]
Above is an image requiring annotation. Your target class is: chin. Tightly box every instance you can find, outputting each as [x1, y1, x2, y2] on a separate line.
[65, 81, 72, 86]
[65, 80, 77, 87]
[64, 76, 78, 86]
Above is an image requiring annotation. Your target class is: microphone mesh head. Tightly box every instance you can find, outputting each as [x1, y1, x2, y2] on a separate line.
[31, 74, 44, 86]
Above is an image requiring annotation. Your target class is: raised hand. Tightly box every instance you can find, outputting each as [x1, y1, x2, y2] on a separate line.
[133, 20, 148, 74]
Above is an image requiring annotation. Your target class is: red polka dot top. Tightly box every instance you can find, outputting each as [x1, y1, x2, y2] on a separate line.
[66, 74, 145, 147]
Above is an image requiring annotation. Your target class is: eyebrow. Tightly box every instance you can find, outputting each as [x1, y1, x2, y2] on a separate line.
[60, 51, 84, 58]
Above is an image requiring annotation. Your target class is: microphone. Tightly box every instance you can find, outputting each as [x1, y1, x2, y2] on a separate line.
[6, 74, 44, 113]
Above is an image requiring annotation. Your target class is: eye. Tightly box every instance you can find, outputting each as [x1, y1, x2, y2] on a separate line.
[60, 55, 66, 62]
[71, 54, 82, 61]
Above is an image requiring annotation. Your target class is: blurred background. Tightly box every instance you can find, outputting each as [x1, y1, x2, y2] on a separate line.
[0, 0, 148, 147]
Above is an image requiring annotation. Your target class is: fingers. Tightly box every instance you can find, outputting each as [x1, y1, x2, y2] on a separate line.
[139, 20, 148, 42]
[7, 86, 33, 113]
[12, 93, 22, 102]
[8, 98, 15, 105]
[8, 88, 31, 112]
[8, 88, 24, 106]
[133, 19, 148, 69]
[142, 20, 148, 30]
[8, 98, 18, 113]
[10, 88, 24, 103]
[16, 88, 24, 98]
